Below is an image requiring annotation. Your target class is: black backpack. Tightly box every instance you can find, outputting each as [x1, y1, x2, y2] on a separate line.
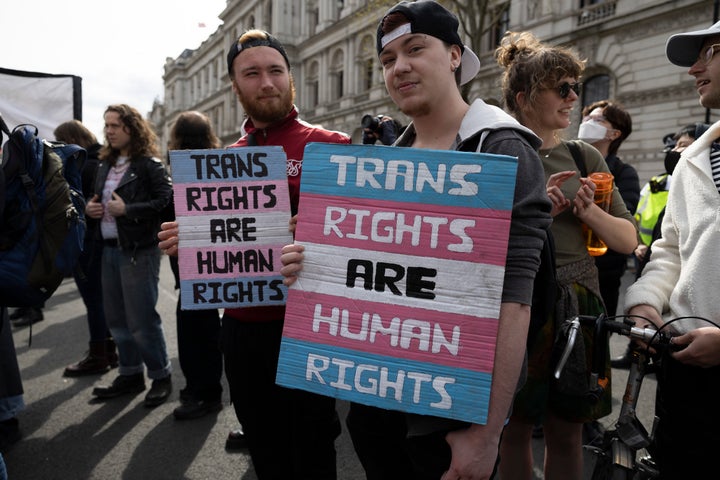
[0, 115, 87, 307]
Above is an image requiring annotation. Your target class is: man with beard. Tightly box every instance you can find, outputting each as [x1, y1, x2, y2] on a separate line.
[159, 30, 350, 479]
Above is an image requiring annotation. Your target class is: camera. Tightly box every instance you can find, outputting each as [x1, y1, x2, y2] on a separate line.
[361, 114, 384, 132]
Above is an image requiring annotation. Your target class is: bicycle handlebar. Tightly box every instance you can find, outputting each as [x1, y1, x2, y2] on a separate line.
[554, 314, 675, 383]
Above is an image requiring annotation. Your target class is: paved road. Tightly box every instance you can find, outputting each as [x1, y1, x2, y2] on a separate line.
[3, 259, 653, 479]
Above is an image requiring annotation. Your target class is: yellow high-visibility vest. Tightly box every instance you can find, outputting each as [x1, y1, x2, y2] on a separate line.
[634, 173, 670, 245]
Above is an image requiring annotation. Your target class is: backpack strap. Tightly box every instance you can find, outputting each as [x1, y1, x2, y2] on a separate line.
[458, 130, 558, 348]
[566, 140, 587, 177]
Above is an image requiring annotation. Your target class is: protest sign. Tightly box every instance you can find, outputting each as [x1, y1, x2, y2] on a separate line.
[170, 146, 293, 310]
[277, 143, 518, 424]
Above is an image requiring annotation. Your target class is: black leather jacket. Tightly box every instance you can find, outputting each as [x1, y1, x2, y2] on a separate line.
[93, 156, 172, 252]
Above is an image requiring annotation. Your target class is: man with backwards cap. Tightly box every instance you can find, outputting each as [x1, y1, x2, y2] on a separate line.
[160, 29, 350, 479]
[281, 2, 551, 479]
[624, 20, 720, 479]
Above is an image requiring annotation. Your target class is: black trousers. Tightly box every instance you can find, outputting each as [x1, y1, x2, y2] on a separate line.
[170, 256, 222, 401]
[653, 354, 720, 479]
[346, 403, 500, 480]
[0, 308, 23, 399]
[222, 318, 340, 480]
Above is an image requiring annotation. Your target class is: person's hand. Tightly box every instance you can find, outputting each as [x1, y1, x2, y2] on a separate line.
[545, 171, 574, 217]
[289, 214, 298, 234]
[441, 424, 497, 480]
[627, 304, 664, 352]
[671, 327, 720, 367]
[280, 244, 305, 286]
[85, 194, 104, 219]
[634, 243, 649, 261]
[106, 192, 126, 217]
[158, 221, 179, 256]
[572, 176, 597, 221]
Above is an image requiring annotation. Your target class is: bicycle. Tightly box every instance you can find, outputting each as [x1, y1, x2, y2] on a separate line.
[554, 313, 677, 480]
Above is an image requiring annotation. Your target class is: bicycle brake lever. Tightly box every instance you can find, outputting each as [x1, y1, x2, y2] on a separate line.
[554, 318, 580, 379]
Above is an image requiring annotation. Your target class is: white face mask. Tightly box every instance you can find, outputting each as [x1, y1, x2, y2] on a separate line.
[578, 121, 608, 143]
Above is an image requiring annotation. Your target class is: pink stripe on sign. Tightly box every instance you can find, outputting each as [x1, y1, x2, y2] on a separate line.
[298, 193, 510, 265]
[282, 290, 498, 373]
[173, 181, 291, 216]
[179, 245, 283, 280]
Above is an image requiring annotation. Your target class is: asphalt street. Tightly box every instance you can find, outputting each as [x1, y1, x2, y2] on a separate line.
[3, 259, 653, 479]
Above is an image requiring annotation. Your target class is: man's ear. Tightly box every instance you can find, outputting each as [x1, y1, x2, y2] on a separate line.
[516, 91, 527, 110]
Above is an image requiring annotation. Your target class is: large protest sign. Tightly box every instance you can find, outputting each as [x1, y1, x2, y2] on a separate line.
[170, 146, 293, 310]
[277, 143, 518, 424]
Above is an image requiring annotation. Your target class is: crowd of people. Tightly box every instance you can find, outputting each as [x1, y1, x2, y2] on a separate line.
[2, 2, 720, 479]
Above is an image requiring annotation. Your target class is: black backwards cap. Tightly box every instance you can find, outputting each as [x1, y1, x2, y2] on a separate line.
[227, 31, 291, 75]
[376, 1, 480, 85]
[666, 20, 720, 67]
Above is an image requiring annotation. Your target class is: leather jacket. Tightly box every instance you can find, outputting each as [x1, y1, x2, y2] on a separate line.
[94, 155, 172, 252]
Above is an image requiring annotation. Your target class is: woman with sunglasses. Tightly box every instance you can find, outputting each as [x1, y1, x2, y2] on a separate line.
[495, 31, 638, 480]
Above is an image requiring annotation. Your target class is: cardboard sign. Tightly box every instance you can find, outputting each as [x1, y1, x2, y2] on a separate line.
[277, 143, 518, 424]
[170, 147, 293, 310]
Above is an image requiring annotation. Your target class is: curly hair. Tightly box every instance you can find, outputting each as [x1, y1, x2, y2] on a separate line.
[99, 103, 160, 162]
[169, 111, 220, 150]
[496, 31, 585, 117]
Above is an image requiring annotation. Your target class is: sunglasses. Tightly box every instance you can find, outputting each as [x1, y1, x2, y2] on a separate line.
[556, 82, 582, 99]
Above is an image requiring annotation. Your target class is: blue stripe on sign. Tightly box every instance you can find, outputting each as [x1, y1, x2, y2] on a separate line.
[179, 275, 288, 310]
[300, 143, 518, 211]
[276, 337, 491, 424]
[170, 146, 288, 183]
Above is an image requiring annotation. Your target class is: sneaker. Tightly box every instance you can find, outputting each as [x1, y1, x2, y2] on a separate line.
[0, 417, 21, 454]
[11, 307, 43, 327]
[144, 375, 172, 408]
[92, 373, 145, 399]
[225, 428, 248, 451]
[173, 398, 222, 420]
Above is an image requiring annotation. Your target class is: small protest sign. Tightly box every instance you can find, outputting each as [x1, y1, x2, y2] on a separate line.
[170, 146, 293, 310]
[277, 143, 518, 424]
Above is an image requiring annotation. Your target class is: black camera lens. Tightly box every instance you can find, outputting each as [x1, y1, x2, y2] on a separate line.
[361, 114, 377, 130]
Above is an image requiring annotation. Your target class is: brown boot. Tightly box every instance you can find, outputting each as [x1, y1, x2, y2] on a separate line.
[63, 341, 111, 377]
[106, 338, 119, 368]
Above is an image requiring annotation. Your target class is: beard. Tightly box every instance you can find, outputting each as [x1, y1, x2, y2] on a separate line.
[237, 79, 295, 125]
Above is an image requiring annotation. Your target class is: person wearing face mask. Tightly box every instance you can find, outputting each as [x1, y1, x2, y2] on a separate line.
[634, 123, 709, 276]
[579, 101, 640, 321]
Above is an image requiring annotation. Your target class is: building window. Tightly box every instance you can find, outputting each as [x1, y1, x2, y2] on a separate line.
[308, 4, 319, 36]
[307, 61, 320, 107]
[582, 74, 610, 109]
[490, 3, 510, 51]
[331, 50, 344, 100]
[365, 59, 374, 91]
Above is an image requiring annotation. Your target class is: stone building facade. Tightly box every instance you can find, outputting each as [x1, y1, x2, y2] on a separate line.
[150, 0, 716, 184]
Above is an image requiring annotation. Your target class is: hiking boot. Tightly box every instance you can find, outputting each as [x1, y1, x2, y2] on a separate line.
[12, 307, 43, 327]
[144, 375, 172, 408]
[92, 373, 145, 399]
[64, 341, 113, 377]
[173, 398, 222, 420]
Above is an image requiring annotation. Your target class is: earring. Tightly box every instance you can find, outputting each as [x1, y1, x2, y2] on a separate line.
[451, 64, 457, 72]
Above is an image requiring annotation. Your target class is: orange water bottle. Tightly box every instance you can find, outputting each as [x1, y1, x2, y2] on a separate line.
[584, 172, 614, 256]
